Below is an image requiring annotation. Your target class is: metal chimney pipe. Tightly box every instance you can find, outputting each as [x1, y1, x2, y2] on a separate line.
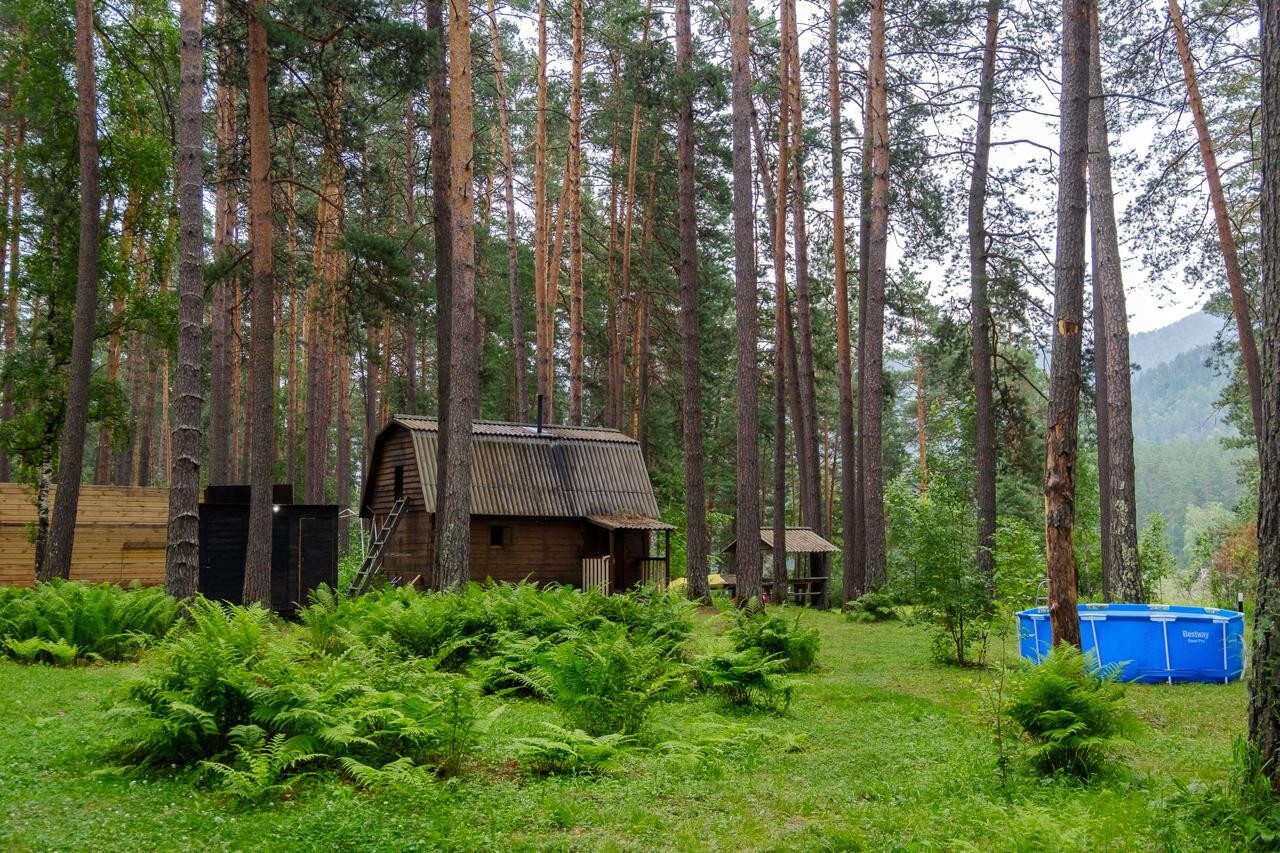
[536, 394, 544, 433]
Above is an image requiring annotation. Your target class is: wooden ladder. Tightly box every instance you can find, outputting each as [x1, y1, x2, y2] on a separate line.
[347, 497, 408, 596]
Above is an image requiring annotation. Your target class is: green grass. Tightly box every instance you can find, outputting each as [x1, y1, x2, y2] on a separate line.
[0, 610, 1248, 851]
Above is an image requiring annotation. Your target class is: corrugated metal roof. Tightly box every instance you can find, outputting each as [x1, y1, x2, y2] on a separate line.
[390, 416, 662, 519]
[723, 527, 839, 554]
[587, 514, 677, 531]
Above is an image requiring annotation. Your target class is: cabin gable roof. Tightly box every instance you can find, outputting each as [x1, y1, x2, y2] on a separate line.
[361, 416, 662, 520]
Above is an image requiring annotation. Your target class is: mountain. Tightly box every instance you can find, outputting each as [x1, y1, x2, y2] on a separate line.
[1128, 311, 1222, 372]
[1130, 344, 1231, 442]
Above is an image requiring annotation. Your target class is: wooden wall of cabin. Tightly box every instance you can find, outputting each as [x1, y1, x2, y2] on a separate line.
[366, 427, 432, 584]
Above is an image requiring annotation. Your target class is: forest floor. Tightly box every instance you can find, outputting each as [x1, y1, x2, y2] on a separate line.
[0, 610, 1246, 852]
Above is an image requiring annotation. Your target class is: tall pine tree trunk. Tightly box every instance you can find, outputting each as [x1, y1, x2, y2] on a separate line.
[533, 0, 552, 421]
[770, 19, 792, 603]
[849, 99, 873, 599]
[166, 0, 204, 599]
[969, 0, 999, 595]
[486, 0, 527, 422]
[0, 104, 22, 483]
[675, 0, 708, 602]
[568, 0, 585, 426]
[41, 0, 102, 581]
[1167, 0, 1263, 443]
[831, 0, 857, 607]
[1088, 1, 1142, 602]
[730, 0, 762, 603]
[428, 0, 451, 420]
[1044, 0, 1091, 650]
[1247, 0, 1280, 789]
[243, 0, 274, 606]
[859, 0, 890, 591]
[209, 0, 236, 486]
[436, 0, 477, 590]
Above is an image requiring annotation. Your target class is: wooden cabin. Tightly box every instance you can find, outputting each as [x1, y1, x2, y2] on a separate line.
[359, 416, 673, 593]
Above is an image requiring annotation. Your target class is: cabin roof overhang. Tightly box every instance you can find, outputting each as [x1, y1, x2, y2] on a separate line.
[722, 526, 839, 554]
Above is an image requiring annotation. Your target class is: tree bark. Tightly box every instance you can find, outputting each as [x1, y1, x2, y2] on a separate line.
[1247, 0, 1280, 790]
[533, 0, 552, 422]
[730, 0, 761, 604]
[209, 0, 236, 486]
[1044, 0, 1091, 650]
[435, 0, 477, 590]
[770, 14, 793, 605]
[675, 0, 707, 602]
[969, 0, 999, 596]
[785, 0, 825, 602]
[831, 0, 857, 607]
[859, 0, 890, 591]
[1167, 0, 1263, 445]
[486, 0, 527, 422]
[568, 0, 585, 426]
[0, 103, 22, 483]
[429, 0, 451, 423]
[243, 0, 274, 607]
[1088, 0, 1142, 602]
[848, 97, 873, 601]
[41, 0, 102, 581]
[166, 0, 204, 599]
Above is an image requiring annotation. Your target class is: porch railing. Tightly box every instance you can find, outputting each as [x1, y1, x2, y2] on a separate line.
[638, 558, 668, 590]
[582, 556, 611, 595]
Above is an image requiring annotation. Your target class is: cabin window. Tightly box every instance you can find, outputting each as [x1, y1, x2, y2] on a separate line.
[489, 524, 513, 548]
[394, 465, 404, 500]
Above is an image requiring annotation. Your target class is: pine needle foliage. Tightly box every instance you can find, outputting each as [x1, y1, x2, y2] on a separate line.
[1006, 643, 1137, 779]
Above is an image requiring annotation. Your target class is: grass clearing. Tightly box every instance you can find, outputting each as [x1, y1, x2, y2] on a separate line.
[0, 607, 1248, 851]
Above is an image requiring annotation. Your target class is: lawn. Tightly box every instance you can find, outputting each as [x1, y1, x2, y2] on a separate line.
[0, 609, 1248, 852]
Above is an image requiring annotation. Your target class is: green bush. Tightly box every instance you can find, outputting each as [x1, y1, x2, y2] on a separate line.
[727, 609, 820, 672]
[518, 624, 686, 735]
[694, 647, 792, 712]
[843, 591, 899, 623]
[1006, 643, 1137, 779]
[0, 581, 179, 663]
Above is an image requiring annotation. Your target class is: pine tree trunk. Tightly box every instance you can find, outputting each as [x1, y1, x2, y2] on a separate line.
[1247, 0, 1280, 788]
[435, 0, 477, 591]
[859, 0, 890, 591]
[674, 0, 708, 602]
[1088, 1, 1142, 603]
[567, 0, 585, 426]
[533, 0, 552, 422]
[785, 0, 826, 603]
[1044, 0, 1091, 650]
[209, 0, 236, 486]
[97, 190, 138, 483]
[849, 99, 873, 600]
[0, 106, 22, 483]
[831, 0, 857, 607]
[41, 0, 102, 582]
[243, 0, 275, 607]
[769, 20, 792, 604]
[1167, 0, 1263, 444]
[486, 0, 527, 422]
[166, 0, 204, 599]
[913, 314, 928, 493]
[969, 0, 999, 595]
[428, 0, 451, 425]
[336, 348, 351, 552]
[730, 0, 761, 603]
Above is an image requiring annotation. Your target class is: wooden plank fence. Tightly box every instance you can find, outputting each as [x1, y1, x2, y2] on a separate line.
[0, 484, 169, 587]
[581, 556, 610, 595]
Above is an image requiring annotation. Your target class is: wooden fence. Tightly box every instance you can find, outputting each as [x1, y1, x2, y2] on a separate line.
[0, 483, 169, 587]
[581, 556, 611, 595]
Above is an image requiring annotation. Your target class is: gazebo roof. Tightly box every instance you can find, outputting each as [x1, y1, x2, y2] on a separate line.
[722, 526, 839, 554]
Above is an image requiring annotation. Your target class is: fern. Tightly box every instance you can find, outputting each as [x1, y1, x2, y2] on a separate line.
[727, 610, 820, 673]
[0, 581, 178, 663]
[694, 647, 793, 712]
[513, 723, 631, 775]
[1006, 643, 1137, 779]
[199, 725, 327, 805]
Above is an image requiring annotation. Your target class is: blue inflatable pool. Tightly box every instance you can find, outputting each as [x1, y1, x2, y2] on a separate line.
[1017, 603, 1245, 684]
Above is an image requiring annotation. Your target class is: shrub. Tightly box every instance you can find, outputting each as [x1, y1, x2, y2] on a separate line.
[0, 581, 178, 663]
[518, 624, 686, 735]
[1006, 643, 1137, 779]
[843, 591, 899, 623]
[694, 647, 792, 712]
[727, 609, 820, 672]
[513, 723, 630, 775]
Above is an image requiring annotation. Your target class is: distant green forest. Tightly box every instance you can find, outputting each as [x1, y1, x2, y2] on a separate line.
[1128, 326, 1246, 564]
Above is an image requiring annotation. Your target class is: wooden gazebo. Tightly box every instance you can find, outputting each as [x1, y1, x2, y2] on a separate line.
[722, 526, 838, 606]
